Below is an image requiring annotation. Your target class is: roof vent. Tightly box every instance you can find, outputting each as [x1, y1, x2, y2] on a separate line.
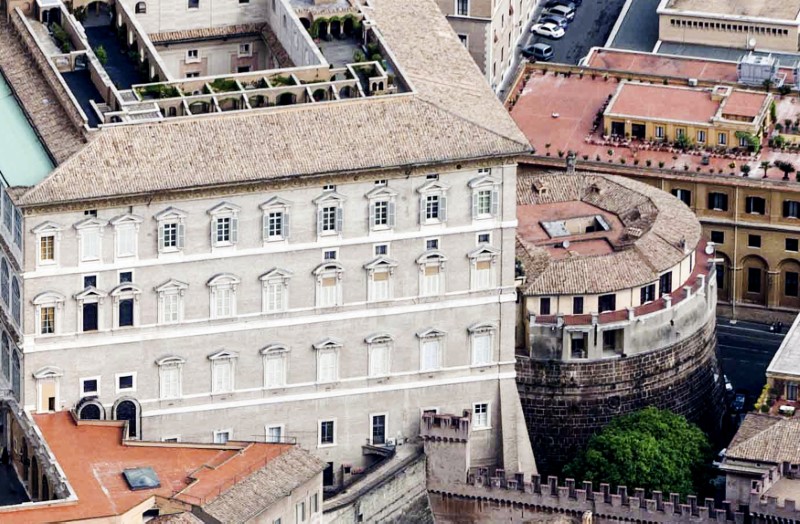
[561, 240, 570, 249]
[123, 467, 161, 491]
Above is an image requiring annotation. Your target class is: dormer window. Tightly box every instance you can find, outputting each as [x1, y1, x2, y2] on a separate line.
[208, 273, 240, 319]
[32, 222, 62, 268]
[208, 202, 240, 248]
[469, 174, 501, 220]
[260, 268, 292, 313]
[314, 191, 345, 237]
[260, 197, 291, 243]
[155, 279, 188, 324]
[110, 214, 143, 260]
[155, 207, 187, 253]
[365, 186, 397, 232]
[417, 180, 449, 225]
[74, 217, 107, 263]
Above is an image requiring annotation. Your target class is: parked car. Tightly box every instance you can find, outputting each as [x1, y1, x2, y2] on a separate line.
[521, 43, 554, 61]
[542, 4, 575, 21]
[733, 393, 746, 412]
[531, 22, 565, 39]
[544, 0, 577, 9]
[539, 14, 569, 28]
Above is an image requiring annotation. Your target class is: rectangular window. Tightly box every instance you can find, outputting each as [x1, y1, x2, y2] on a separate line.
[746, 196, 766, 215]
[786, 272, 799, 297]
[573, 296, 584, 314]
[748, 267, 762, 293]
[473, 403, 489, 428]
[265, 355, 286, 387]
[267, 211, 284, 239]
[748, 234, 762, 248]
[676, 128, 686, 138]
[671, 188, 691, 206]
[319, 420, 335, 445]
[81, 229, 100, 262]
[238, 43, 251, 57]
[161, 222, 179, 249]
[711, 230, 725, 244]
[265, 282, 285, 312]
[784, 200, 800, 219]
[212, 360, 233, 394]
[163, 293, 180, 323]
[321, 206, 338, 232]
[655, 126, 664, 139]
[369, 343, 390, 376]
[373, 200, 389, 227]
[116, 227, 136, 258]
[740, 135, 749, 147]
[477, 232, 491, 244]
[81, 377, 99, 396]
[422, 265, 440, 296]
[188, 0, 199, 8]
[83, 302, 98, 331]
[187, 49, 199, 61]
[213, 430, 231, 444]
[215, 287, 234, 318]
[161, 366, 180, 399]
[458, 34, 468, 46]
[215, 217, 231, 243]
[319, 276, 338, 307]
[425, 195, 440, 220]
[426, 238, 439, 250]
[598, 293, 616, 313]
[266, 425, 283, 443]
[659, 272, 673, 296]
[540, 297, 551, 315]
[472, 333, 491, 365]
[788, 383, 799, 401]
[456, 0, 468, 15]
[39, 236, 55, 262]
[708, 192, 728, 211]
[718, 132, 727, 145]
[640, 283, 656, 304]
[318, 350, 337, 383]
[787, 238, 799, 252]
[696, 130, 706, 143]
[371, 271, 390, 301]
[474, 259, 492, 289]
[119, 298, 134, 327]
[40, 306, 55, 334]
[374, 243, 389, 256]
[117, 373, 135, 392]
[311, 493, 319, 513]
[421, 339, 441, 371]
[476, 189, 492, 216]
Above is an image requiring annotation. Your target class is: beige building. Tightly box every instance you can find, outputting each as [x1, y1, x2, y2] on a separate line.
[765, 313, 800, 408]
[657, 0, 800, 52]
[0, 0, 536, 495]
[435, 0, 536, 90]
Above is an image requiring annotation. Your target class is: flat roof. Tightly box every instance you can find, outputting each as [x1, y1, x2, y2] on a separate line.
[664, 0, 800, 22]
[606, 82, 719, 123]
[0, 412, 296, 523]
[723, 90, 769, 118]
[767, 314, 800, 376]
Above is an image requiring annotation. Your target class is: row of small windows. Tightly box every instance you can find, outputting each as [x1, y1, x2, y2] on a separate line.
[70, 327, 496, 403]
[538, 271, 674, 315]
[33, 245, 499, 335]
[671, 190, 800, 219]
[669, 18, 790, 36]
[34, 176, 500, 266]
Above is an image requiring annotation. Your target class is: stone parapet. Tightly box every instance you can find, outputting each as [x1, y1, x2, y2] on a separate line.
[420, 410, 471, 442]
[749, 492, 800, 521]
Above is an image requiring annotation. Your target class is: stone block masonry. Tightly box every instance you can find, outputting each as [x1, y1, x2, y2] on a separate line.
[516, 316, 725, 474]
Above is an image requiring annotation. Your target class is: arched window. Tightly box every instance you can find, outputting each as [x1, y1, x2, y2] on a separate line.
[11, 277, 20, 325]
[12, 351, 20, 400]
[31, 458, 39, 500]
[1, 258, 8, 304]
[113, 398, 141, 438]
[77, 397, 105, 420]
[1, 333, 8, 380]
[41, 476, 49, 500]
[135, 1, 146, 13]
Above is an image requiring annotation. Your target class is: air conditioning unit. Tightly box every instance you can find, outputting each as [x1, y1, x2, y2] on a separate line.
[688, 78, 698, 87]
[386, 437, 397, 446]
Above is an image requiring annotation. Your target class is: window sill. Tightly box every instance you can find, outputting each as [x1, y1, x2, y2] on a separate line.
[473, 426, 492, 432]
[318, 443, 337, 448]
[470, 363, 494, 369]
[263, 237, 286, 244]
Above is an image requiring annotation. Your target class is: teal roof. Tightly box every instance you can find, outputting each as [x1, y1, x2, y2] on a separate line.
[0, 73, 53, 188]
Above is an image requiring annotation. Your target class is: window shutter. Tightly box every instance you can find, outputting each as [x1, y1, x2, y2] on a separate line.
[317, 208, 323, 234]
[491, 189, 499, 216]
[439, 195, 448, 222]
[785, 200, 791, 217]
[369, 202, 375, 229]
[335, 207, 343, 232]
[419, 196, 426, 224]
[230, 216, 239, 243]
[177, 223, 185, 248]
[158, 223, 165, 251]
[388, 201, 396, 228]
[471, 192, 479, 219]
[721, 194, 728, 210]
[210, 218, 217, 245]
[282, 211, 290, 238]
[262, 214, 269, 240]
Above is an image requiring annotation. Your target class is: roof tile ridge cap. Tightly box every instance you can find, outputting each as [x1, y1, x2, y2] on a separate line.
[412, 96, 531, 150]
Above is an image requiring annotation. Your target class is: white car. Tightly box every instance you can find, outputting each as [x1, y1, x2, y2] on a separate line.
[543, 4, 575, 20]
[531, 23, 565, 39]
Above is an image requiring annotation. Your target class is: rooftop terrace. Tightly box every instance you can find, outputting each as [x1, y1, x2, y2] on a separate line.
[660, 0, 800, 22]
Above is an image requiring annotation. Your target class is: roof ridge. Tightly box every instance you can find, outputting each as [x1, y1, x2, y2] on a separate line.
[728, 416, 790, 455]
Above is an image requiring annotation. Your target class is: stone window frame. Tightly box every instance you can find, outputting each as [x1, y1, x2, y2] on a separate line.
[313, 191, 346, 238]
[313, 338, 342, 384]
[472, 401, 491, 430]
[208, 349, 238, 395]
[207, 273, 240, 319]
[32, 222, 62, 269]
[318, 418, 337, 448]
[417, 327, 446, 372]
[155, 279, 188, 324]
[259, 268, 292, 313]
[33, 366, 63, 413]
[417, 251, 447, 297]
[365, 186, 398, 232]
[468, 245, 500, 291]
[74, 286, 107, 332]
[313, 262, 344, 308]
[364, 257, 397, 302]
[468, 174, 501, 221]
[260, 197, 291, 244]
[208, 202, 241, 249]
[109, 214, 143, 261]
[109, 283, 142, 329]
[261, 344, 289, 388]
[417, 179, 450, 225]
[154, 207, 187, 254]
[74, 217, 107, 264]
[365, 333, 393, 377]
[79, 375, 101, 397]
[468, 322, 496, 367]
[156, 355, 185, 400]
[32, 291, 65, 336]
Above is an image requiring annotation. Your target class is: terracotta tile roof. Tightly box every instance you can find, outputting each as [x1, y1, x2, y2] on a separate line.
[584, 49, 744, 83]
[0, 412, 304, 523]
[606, 83, 719, 124]
[18, 0, 529, 207]
[723, 90, 769, 119]
[728, 413, 783, 449]
[149, 24, 266, 44]
[727, 414, 800, 464]
[149, 512, 206, 523]
[202, 446, 326, 522]
[516, 171, 702, 295]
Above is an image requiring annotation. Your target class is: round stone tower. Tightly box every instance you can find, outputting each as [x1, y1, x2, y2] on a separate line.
[515, 170, 725, 474]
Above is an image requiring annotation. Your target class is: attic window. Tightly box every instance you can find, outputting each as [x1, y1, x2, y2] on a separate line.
[123, 467, 160, 491]
[531, 179, 548, 195]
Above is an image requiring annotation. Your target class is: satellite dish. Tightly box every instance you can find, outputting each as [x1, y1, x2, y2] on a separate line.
[705, 243, 715, 255]
[748, 38, 756, 49]
[562, 240, 570, 249]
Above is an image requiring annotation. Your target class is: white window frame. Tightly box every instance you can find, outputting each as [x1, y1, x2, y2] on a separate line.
[417, 180, 450, 225]
[32, 222, 62, 268]
[162, 435, 181, 443]
[718, 132, 727, 145]
[260, 268, 292, 313]
[313, 262, 343, 308]
[208, 202, 241, 248]
[314, 338, 341, 383]
[238, 42, 252, 57]
[80, 375, 101, 396]
[696, 129, 706, 144]
[156, 356, 185, 400]
[74, 287, 107, 332]
[455, 0, 469, 16]
[473, 402, 491, 430]
[213, 429, 233, 444]
[468, 245, 500, 291]
[74, 217, 107, 264]
[115, 372, 137, 394]
[364, 257, 397, 302]
[260, 197, 291, 243]
[469, 322, 496, 366]
[417, 328, 445, 371]
[313, 191, 345, 237]
[476, 231, 492, 245]
[155, 207, 187, 254]
[265, 423, 285, 443]
[186, 49, 200, 63]
[318, 418, 337, 447]
[155, 279, 188, 324]
[33, 366, 63, 413]
[369, 412, 389, 445]
[109, 283, 142, 329]
[373, 243, 390, 257]
[365, 333, 392, 377]
[208, 273, 240, 319]
[261, 344, 289, 388]
[468, 174, 501, 220]
[32, 291, 65, 336]
[209, 350, 238, 394]
[110, 214, 143, 260]
[655, 126, 665, 139]
[417, 251, 447, 297]
[365, 186, 398, 232]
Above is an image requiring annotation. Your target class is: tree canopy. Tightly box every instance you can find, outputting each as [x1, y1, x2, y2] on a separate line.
[563, 407, 711, 496]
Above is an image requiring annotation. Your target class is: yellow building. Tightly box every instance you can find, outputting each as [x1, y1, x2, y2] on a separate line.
[603, 81, 771, 149]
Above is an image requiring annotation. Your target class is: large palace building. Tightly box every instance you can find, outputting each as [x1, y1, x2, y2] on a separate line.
[514, 169, 725, 473]
[0, 0, 536, 499]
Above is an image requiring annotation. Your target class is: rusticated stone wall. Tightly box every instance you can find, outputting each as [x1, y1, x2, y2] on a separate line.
[516, 315, 725, 474]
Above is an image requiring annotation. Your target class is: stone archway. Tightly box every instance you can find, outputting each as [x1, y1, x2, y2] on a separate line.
[299, 17, 310, 29]
[277, 92, 296, 106]
[741, 255, 769, 306]
[715, 251, 732, 303]
[113, 398, 141, 438]
[330, 19, 341, 39]
[779, 258, 800, 309]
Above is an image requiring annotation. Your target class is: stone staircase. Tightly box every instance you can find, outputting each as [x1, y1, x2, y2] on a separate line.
[0, 16, 86, 166]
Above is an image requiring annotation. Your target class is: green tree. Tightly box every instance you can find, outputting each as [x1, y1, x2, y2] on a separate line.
[761, 160, 771, 178]
[563, 407, 711, 496]
[774, 160, 795, 180]
[675, 133, 692, 151]
[94, 45, 108, 66]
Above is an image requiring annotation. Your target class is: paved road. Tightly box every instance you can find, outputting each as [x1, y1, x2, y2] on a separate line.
[717, 318, 785, 406]
[608, 0, 661, 52]
[527, 0, 627, 65]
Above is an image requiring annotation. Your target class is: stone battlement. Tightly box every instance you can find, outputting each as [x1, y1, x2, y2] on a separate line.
[750, 491, 800, 521]
[420, 410, 471, 442]
[432, 472, 746, 524]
